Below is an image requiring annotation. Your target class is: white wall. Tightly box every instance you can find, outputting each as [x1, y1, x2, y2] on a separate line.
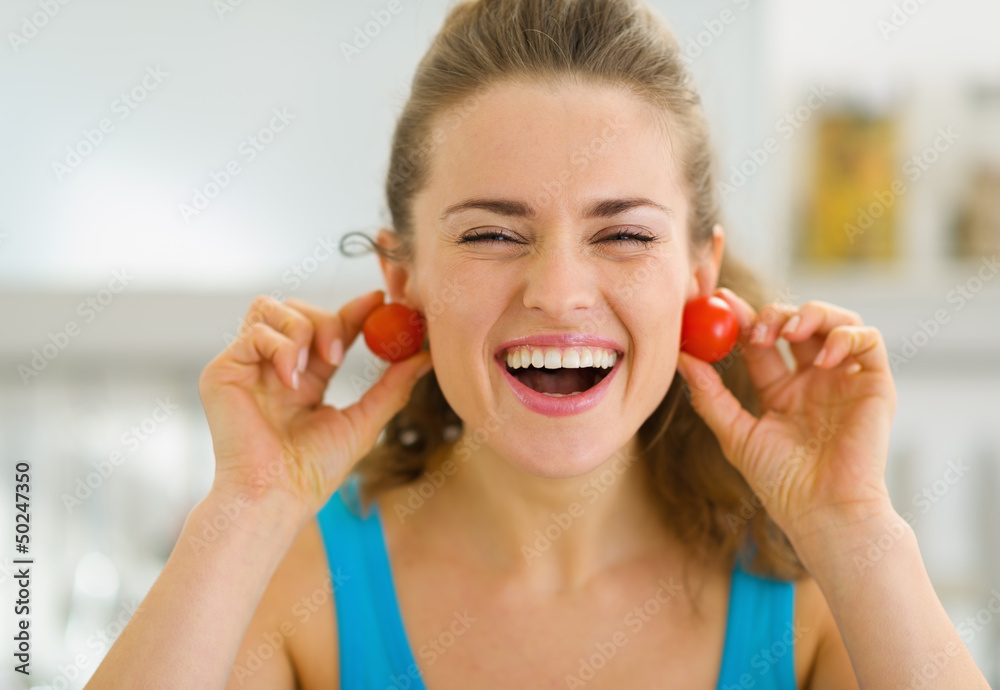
[0, 0, 771, 290]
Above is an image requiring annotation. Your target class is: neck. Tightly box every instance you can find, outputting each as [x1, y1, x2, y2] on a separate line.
[403, 431, 684, 593]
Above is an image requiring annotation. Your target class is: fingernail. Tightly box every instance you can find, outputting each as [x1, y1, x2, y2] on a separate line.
[751, 322, 767, 344]
[329, 338, 343, 366]
[781, 315, 801, 336]
[292, 370, 301, 390]
[297, 347, 309, 372]
[813, 348, 827, 366]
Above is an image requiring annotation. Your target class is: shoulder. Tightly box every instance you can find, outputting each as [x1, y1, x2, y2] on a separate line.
[792, 572, 858, 689]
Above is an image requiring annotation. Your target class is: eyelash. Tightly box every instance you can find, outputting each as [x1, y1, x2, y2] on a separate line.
[457, 229, 655, 248]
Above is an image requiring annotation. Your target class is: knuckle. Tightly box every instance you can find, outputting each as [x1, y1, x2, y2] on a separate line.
[249, 321, 272, 340]
[289, 307, 315, 332]
[246, 294, 275, 324]
[250, 293, 276, 313]
[284, 297, 311, 312]
[827, 325, 851, 345]
[197, 365, 217, 398]
[282, 309, 315, 343]
[758, 304, 783, 322]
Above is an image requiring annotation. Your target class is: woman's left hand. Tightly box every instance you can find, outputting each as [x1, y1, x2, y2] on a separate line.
[674, 287, 899, 551]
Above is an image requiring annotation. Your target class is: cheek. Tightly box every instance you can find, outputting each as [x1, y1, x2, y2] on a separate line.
[421, 277, 509, 427]
[425, 257, 514, 328]
[420, 263, 509, 377]
[608, 266, 686, 370]
[605, 257, 685, 317]
[622, 302, 685, 413]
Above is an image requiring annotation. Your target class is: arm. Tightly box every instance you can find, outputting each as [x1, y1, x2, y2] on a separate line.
[84, 488, 304, 689]
[676, 291, 990, 689]
[801, 508, 988, 689]
[225, 513, 339, 690]
[84, 290, 431, 689]
[795, 576, 858, 690]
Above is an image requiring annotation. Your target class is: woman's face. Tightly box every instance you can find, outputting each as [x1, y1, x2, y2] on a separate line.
[383, 79, 722, 478]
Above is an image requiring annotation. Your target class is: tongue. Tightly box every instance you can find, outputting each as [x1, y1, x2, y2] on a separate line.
[513, 367, 596, 394]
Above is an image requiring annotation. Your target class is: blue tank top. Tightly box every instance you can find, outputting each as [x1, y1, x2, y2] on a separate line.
[316, 475, 798, 690]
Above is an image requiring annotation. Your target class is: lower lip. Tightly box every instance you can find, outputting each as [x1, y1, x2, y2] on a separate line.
[494, 353, 621, 417]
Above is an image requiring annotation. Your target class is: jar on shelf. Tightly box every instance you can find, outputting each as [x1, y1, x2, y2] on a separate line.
[953, 83, 1000, 258]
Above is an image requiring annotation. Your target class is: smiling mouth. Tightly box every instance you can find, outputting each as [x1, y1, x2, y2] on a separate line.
[504, 362, 612, 396]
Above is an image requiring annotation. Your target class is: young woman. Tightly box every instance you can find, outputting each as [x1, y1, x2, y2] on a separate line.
[85, 1, 990, 688]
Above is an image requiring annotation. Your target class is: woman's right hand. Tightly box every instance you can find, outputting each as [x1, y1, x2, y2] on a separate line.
[197, 289, 433, 527]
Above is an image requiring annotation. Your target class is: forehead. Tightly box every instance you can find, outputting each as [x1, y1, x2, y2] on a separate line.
[416, 79, 687, 223]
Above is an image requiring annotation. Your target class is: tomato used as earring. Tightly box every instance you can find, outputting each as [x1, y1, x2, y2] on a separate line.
[362, 303, 427, 362]
[680, 295, 739, 363]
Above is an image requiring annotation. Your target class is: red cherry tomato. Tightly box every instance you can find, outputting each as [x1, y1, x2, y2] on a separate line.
[680, 295, 739, 363]
[362, 302, 426, 362]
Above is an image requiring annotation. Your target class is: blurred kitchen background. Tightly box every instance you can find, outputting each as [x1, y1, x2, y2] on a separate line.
[2, 0, 1000, 687]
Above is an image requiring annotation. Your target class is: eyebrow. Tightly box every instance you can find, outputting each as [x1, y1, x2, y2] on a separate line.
[438, 196, 674, 222]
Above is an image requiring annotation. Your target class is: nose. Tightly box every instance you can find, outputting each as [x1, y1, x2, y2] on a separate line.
[520, 242, 597, 318]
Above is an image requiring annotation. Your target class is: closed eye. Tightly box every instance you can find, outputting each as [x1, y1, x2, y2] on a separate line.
[457, 229, 656, 247]
[456, 230, 520, 246]
[603, 230, 655, 247]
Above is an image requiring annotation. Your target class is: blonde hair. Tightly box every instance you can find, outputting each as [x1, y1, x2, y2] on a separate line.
[342, 0, 805, 582]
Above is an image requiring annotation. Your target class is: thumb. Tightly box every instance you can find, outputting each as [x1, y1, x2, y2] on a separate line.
[342, 349, 434, 451]
[676, 351, 756, 467]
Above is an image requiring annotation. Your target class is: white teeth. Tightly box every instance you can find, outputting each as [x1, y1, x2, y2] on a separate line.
[503, 345, 618, 370]
[543, 349, 562, 369]
[531, 349, 545, 368]
[541, 391, 584, 397]
[561, 349, 581, 368]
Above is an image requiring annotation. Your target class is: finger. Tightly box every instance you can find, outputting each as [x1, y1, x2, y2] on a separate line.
[812, 325, 890, 373]
[226, 321, 302, 390]
[289, 289, 387, 369]
[714, 288, 792, 393]
[675, 350, 758, 470]
[283, 298, 344, 384]
[778, 301, 863, 369]
[750, 302, 799, 348]
[340, 350, 434, 451]
[244, 294, 316, 373]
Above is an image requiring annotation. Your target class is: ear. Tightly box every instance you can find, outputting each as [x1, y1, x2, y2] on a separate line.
[688, 224, 726, 298]
[376, 228, 417, 307]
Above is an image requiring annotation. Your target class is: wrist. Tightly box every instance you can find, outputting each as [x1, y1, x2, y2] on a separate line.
[786, 499, 909, 573]
[191, 481, 310, 545]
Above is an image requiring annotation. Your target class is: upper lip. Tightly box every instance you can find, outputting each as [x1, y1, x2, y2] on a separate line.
[494, 333, 625, 358]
